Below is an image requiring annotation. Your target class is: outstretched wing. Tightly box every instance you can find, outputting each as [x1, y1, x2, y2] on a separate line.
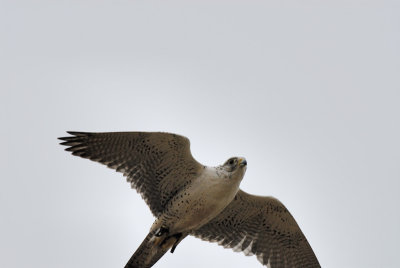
[59, 131, 203, 217]
[192, 190, 320, 268]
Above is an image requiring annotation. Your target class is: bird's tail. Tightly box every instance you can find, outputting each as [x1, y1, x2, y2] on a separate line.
[124, 231, 184, 268]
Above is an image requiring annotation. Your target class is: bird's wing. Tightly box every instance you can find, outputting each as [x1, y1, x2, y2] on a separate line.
[191, 189, 320, 268]
[59, 131, 203, 217]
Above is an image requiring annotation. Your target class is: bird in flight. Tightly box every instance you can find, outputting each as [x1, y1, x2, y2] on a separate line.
[59, 131, 320, 268]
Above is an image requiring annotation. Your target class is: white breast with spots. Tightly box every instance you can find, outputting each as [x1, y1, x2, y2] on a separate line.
[168, 167, 242, 233]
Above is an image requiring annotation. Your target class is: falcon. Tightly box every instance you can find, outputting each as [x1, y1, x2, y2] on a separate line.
[59, 131, 320, 268]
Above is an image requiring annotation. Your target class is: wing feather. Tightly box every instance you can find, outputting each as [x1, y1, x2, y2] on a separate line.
[192, 190, 320, 268]
[59, 131, 203, 217]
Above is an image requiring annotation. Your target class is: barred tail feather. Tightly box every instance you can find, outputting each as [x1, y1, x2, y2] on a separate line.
[125, 232, 169, 268]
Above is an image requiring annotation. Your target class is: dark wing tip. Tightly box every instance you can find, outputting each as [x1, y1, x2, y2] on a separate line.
[58, 131, 91, 147]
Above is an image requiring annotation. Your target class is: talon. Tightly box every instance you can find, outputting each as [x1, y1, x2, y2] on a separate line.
[170, 233, 183, 253]
[170, 244, 177, 253]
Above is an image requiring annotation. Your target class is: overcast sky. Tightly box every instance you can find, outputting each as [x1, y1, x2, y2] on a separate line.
[1, 1, 399, 268]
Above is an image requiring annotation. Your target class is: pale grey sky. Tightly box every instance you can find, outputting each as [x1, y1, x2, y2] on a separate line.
[1, 1, 399, 268]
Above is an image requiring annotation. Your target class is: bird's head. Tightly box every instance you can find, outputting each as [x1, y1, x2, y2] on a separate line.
[221, 156, 247, 180]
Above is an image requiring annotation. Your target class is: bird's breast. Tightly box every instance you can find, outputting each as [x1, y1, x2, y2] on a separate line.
[166, 168, 240, 233]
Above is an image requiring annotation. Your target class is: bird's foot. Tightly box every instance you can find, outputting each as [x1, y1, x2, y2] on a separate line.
[170, 233, 183, 253]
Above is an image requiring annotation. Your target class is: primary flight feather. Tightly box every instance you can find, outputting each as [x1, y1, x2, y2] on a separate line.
[59, 131, 320, 268]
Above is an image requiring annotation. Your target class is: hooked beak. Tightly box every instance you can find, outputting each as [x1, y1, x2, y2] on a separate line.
[238, 157, 247, 167]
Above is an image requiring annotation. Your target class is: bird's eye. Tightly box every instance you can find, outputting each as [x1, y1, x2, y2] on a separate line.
[228, 159, 235, 165]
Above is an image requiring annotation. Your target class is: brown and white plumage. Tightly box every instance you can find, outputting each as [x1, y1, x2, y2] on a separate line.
[192, 190, 320, 268]
[59, 131, 320, 268]
[59, 131, 203, 217]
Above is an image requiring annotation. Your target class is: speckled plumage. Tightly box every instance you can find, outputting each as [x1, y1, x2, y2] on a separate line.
[59, 131, 320, 268]
[192, 190, 320, 268]
[59, 131, 202, 217]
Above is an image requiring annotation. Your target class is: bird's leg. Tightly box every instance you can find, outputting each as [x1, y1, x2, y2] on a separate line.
[160, 235, 177, 251]
[158, 232, 184, 252]
[170, 233, 183, 253]
[151, 227, 169, 246]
